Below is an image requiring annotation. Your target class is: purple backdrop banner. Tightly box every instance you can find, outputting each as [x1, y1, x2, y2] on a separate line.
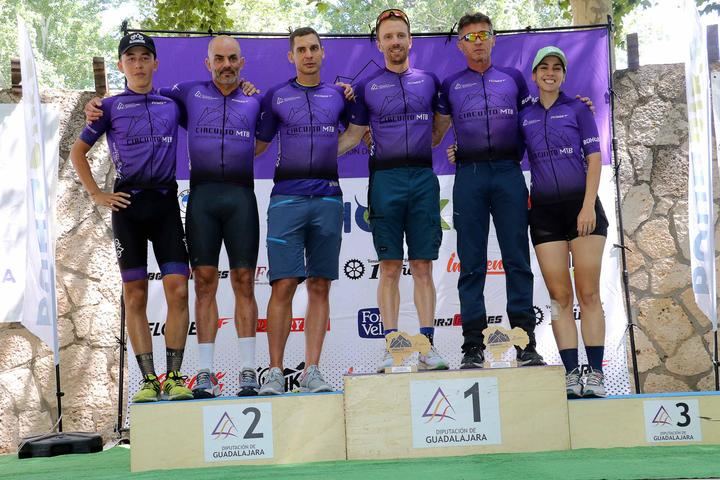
[152, 28, 610, 181]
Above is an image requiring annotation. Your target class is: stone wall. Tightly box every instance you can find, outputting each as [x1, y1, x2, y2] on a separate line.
[615, 64, 718, 393]
[0, 62, 717, 453]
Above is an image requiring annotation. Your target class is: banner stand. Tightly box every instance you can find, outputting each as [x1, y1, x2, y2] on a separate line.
[114, 292, 129, 442]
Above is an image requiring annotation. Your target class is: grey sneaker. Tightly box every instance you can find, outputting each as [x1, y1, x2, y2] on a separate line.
[419, 346, 449, 370]
[299, 365, 333, 393]
[583, 368, 606, 397]
[566, 368, 583, 398]
[517, 346, 547, 366]
[238, 367, 259, 397]
[460, 346, 485, 369]
[258, 367, 285, 395]
[376, 349, 394, 373]
[192, 369, 220, 399]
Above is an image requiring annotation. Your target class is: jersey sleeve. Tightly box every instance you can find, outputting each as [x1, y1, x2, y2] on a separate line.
[79, 98, 113, 146]
[157, 83, 189, 128]
[349, 80, 370, 127]
[575, 102, 601, 155]
[436, 77, 452, 116]
[506, 67, 532, 111]
[255, 87, 279, 142]
[429, 72, 442, 113]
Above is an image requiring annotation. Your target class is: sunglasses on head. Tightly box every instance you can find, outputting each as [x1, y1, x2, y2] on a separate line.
[461, 31, 494, 42]
[375, 9, 410, 31]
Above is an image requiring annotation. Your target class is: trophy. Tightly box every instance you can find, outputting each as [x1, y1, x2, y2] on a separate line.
[481, 326, 529, 368]
[384, 331, 431, 373]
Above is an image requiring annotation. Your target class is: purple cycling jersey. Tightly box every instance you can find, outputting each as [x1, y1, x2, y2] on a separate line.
[520, 92, 601, 205]
[437, 66, 532, 163]
[80, 88, 180, 191]
[256, 79, 349, 196]
[350, 67, 440, 171]
[159, 81, 261, 188]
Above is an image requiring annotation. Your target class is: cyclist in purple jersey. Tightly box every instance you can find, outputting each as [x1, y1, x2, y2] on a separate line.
[520, 47, 607, 397]
[254, 27, 351, 395]
[85, 36, 264, 399]
[70, 33, 192, 403]
[435, 12, 544, 370]
[339, 9, 449, 373]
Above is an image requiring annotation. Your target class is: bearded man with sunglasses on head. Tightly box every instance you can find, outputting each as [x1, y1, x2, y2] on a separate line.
[433, 12, 546, 370]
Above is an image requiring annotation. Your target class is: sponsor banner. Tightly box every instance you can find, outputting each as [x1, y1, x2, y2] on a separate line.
[643, 399, 702, 443]
[410, 377, 501, 449]
[203, 403, 273, 461]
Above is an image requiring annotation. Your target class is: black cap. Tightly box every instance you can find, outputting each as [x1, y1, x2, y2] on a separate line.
[118, 32, 156, 58]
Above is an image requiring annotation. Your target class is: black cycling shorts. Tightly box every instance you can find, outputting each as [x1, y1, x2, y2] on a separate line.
[530, 196, 609, 246]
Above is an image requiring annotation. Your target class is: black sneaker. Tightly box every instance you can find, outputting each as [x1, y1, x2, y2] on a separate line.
[516, 346, 546, 366]
[460, 346, 485, 369]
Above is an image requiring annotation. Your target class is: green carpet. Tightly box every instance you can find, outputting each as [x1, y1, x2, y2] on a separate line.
[1, 445, 719, 480]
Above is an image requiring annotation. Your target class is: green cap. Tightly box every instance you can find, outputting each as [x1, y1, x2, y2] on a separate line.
[532, 46, 567, 71]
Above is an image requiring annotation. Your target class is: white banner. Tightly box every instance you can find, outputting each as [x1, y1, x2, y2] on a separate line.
[18, 18, 59, 361]
[686, 1, 717, 331]
[125, 165, 630, 425]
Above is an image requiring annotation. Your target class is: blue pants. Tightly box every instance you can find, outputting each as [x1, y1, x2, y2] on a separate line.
[453, 161, 535, 351]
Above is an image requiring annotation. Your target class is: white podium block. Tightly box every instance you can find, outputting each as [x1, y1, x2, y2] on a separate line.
[344, 366, 569, 460]
[130, 392, 346, 472]
[569, 391, 720, 449]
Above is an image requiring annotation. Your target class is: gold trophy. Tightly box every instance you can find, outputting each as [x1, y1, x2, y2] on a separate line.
[481, 326, 529, 368]
[384, 331, 431, 373]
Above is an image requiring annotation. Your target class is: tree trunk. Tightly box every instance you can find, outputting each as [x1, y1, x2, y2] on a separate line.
[570, 0, 612, 25]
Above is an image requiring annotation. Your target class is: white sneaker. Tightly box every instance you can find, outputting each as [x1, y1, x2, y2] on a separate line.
[566, 368, 583, 398]
[583, 368, 606, 397]
[376, 349, 394, 373]
[419, 346, 449, 370]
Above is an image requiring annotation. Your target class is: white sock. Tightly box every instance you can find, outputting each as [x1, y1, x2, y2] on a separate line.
[198, 343, 214, 372]
[237, 336, 256, 371]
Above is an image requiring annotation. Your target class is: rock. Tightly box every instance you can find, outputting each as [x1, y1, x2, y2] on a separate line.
[671, 199, 690, 261]
[630, 97, 672, 146]
[637, 297, 693, 355]
[643, 372, 691, 393]
[630, 269, 649, 290]
[622, 183, 653, 235]
[624, 238, 645, 274]
[56, 216, 115, 282]
[666, 336, 712, 376]
[679, 287, 713, 330]
[628, 144, 652, 182]
[58, 315, 75, 348]
[657, 67, 686, 102]
[88, 306, 121, 348]
[636, 218, 676, 259]
[0, 330, 34, 370]
[0, 368, 41, 411]
[18, 410, 53, 438]
[654, 196, 673, 216]
[55, 179, 94, 239]
[32, 354, 57, 407]
[0, 389, 19, 453]
[696, 371, 717, 391]
[63, 274, 106, 308]
[651, 146, 689, 197]
[62, 407, 96, 433]
[632, 329, 661, 373]
[649, 258, 691, 295]
[60, 345, 113, 410]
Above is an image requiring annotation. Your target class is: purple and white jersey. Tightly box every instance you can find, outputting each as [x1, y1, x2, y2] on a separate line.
[437, 66, 531, 163]
[159, 81, 261, 188]
[256, 79, 349, 196]
[520, 92, 601, 205]
[350, 67, 440, 171]
[80, 88, 180, 191]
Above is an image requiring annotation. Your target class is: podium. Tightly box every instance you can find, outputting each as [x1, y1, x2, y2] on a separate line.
[130, 392, 346, 472]
[343, 366, 570, 460]
[569, 391, 720, 449]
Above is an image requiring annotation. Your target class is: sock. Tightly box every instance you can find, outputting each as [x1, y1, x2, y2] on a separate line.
[166, 348, 184, 373]
[135, 352, 155, 378]
[237, 336, 256, 371]
[585, 345, 605, 372]
[198, 343, 214, 372]
[420, 327, 435, 346]
[383, 328, 397, 337]
[559, 348, 579, 373]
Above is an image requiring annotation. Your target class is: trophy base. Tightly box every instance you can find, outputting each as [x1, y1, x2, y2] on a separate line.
[384, 365, 417, 374]
[483, 360, 517, 369]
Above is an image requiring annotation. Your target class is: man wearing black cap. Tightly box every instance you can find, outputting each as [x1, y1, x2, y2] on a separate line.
[70, 32, 193, 402]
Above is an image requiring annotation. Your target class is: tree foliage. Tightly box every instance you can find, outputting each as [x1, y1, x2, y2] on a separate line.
[139, 0, 236, 31]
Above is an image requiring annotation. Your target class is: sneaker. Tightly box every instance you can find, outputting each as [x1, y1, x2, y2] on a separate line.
[299, 365, 333, 393]
[258, 367, 284, 395]
[566, 368, 583, 398]
[583, 368, 606, 397]
[419, 346, 449, 370]
[162, 371, 193, 401]
[132, 374, 161, 403]
[460, 346, 485, 369]
[238, 367, 260, 397]
[517, 346, 547, 366]
[192, 369, 220, 399]
[376, 349, 394, 373]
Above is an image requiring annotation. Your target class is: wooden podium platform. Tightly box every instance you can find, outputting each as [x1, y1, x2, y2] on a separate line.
[343, 366, 570, 460]
[130, 392, 346, 472]
[569, 391, 720, 449]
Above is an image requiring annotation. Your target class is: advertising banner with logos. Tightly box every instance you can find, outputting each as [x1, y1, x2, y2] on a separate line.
[125, 27, 630, 424]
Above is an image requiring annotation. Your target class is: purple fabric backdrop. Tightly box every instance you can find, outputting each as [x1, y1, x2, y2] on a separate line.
[152, 28, 610, 181]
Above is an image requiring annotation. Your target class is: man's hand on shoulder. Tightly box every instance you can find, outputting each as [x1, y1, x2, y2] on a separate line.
[84, 97, 103, 124]
[575, 95, 595, 114]
[336, 82, 355, 101]
[241, 79, 260, 96]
